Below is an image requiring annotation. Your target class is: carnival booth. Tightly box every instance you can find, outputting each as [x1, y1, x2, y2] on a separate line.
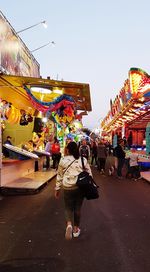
[101, 68, 150, 152]
[101, 68, 150, 180]
[0, 74, 92, 191]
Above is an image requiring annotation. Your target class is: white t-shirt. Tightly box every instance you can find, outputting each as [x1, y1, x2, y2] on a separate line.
[129, 153, 139, 167]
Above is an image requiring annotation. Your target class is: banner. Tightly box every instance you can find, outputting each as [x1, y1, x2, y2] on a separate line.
[0, 12, 40, 77]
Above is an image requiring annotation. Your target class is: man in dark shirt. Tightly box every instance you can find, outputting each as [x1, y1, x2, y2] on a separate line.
[114, 139, 125, 178]
[79, 139, 90, 161]
[3, 136, 13, 158]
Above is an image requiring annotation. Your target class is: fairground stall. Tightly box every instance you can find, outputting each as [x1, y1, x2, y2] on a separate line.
[0, 74, 92, 192]
[101, 68, 150, 181]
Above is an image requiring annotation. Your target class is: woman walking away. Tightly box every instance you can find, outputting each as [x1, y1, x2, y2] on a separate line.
[55, 141, 92, 240]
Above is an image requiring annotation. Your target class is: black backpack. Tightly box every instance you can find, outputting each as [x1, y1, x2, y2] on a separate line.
[76, 157, 99, 200]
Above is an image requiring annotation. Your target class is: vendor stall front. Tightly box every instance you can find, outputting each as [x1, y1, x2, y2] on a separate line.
[101, 68, 150, 155]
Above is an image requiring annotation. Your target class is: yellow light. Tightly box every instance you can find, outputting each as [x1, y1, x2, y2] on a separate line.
[130, 72, 142, 93]
[31, 87, 52, 94]
[42, 117, 48, 123]
[72, 120, 82, 129]
[53, 88, 63, 95]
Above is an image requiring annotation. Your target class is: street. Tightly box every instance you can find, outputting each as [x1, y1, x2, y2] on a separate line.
[0, 168, 150, 272]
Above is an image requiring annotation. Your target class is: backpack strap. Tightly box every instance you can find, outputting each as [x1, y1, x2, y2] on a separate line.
[63, 159, 76, 174]
[81, 156, 86, 170]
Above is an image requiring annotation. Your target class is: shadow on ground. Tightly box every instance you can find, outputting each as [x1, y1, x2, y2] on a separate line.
[0, 257, 65, 272]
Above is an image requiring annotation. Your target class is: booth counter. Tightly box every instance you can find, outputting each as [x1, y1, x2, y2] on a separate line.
[1, 145, 49, 189]
[2, 158, 35, 186]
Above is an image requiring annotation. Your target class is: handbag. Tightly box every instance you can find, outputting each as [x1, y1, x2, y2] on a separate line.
[76, 157, 99, 200]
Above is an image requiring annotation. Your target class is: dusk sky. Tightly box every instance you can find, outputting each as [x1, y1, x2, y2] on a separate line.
[1, 0, 150, 129]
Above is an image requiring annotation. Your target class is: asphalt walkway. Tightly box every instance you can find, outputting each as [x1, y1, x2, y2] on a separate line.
[0, 168, 150, 272]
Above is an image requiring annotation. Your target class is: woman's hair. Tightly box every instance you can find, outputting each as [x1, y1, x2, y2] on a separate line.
[67, 141, 79, 159]
[54, 136, 58, 143]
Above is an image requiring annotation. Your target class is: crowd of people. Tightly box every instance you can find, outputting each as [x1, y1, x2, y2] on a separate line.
[3, 133, 142, 181]
[89, 137, 141, 181]
[62, 136, 141, 182]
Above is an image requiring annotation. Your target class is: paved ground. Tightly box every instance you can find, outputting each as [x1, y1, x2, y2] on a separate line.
[0, 168, 150, 272]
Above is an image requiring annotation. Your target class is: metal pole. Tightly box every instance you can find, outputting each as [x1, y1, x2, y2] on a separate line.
[17, 21, 47, 34]
[31, 41, 55, 53]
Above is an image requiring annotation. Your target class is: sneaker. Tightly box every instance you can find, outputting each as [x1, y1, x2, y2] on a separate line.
[73, 228, 81, 238]
[65, 225, 72, 240]
[111, 166, 115, 174]
[118, 176, 123, 179]
[137, 176, 142, 180]
[108, 169, 112, 176]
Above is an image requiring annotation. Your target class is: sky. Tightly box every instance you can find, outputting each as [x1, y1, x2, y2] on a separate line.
[1, 0, 150, 130]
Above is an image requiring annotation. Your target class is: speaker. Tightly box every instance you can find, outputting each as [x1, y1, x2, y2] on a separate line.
[33, 118, 44, 133]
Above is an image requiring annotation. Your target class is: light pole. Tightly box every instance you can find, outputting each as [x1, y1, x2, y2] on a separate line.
[31, 41, 55, 53]
[17, 21, 47, 34]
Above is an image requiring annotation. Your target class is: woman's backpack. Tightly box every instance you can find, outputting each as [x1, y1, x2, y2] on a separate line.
[76, 157, 99, 200]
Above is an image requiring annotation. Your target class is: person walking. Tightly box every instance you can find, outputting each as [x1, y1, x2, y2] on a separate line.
[55, 141, 92, 240]
[114, 139, 126, 179]
[3, 136, 13, 158]
[97, 140, 107, 174]
[79, 138, 90, 161]
[91, 140, 98, 166]
[51, 137, 61, 169]
[105, 148, 115, 176]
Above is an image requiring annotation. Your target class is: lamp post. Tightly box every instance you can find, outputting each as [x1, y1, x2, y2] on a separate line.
[17, 20, 47, 34]
[31, 41, 55, 53]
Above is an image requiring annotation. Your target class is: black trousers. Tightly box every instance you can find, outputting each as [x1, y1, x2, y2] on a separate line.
[128, 165, 140, 179]
[91, 154, 97, 165]
[98, 158, 106, 171]
[45, 155, 50, 169]
[63, 188, 84, 226]
[117, 158, 125, 177]
[52, 153, 61, 169]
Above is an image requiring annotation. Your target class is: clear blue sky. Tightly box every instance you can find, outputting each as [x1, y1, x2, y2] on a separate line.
[1, 0, 150, 129]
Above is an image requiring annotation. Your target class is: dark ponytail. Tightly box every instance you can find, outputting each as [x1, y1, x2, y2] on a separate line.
[67, 142, 79, 159]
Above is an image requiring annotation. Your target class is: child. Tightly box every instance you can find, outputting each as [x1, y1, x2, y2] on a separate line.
[126, 147, 141, 181]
